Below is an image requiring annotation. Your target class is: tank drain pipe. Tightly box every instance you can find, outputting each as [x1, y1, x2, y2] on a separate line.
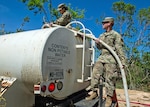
[84, 35, 130, 107]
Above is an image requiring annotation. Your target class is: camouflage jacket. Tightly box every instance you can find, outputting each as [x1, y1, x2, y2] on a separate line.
[97, 30, 126, 65]
[55, 11, 71, 26]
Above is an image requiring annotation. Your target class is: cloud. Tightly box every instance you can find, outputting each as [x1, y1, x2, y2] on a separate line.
[0, 4, 9, 13]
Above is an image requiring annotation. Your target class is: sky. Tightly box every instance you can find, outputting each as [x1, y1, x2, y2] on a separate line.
[0, 0, 150, 38]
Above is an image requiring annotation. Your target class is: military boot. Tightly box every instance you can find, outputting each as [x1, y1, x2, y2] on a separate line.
[85, 85, 92, 91]
[105, 96, 112, 107]
[85, 91, 98, 100]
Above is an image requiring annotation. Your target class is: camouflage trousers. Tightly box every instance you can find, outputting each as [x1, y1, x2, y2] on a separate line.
[90, 61, 118, 97]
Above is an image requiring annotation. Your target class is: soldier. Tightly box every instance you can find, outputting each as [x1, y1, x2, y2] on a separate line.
[42, 3, 71, 28]
[85, 17, 126, 107]
[53, 3, 72, 26]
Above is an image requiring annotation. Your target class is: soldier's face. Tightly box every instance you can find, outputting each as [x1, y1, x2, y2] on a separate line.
[102, 22, 111, 29]
[59, 8, 65, 14]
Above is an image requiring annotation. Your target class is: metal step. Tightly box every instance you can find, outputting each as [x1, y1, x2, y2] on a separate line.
[84, 77, 91, 81]
[74, 97, 105, 107]
[77, 77, 91, 83]
[76, 44, 84, 48]
[86, 64, 93, 67]
[77, 79, 84, 83]
[88, 48, 93, 51]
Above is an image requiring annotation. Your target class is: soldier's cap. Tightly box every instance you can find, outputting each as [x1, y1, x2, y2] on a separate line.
[102, 17, 114, 23]
[57, 3, 67, 11]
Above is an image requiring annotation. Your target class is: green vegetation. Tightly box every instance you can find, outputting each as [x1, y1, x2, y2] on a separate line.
[111, 1, 150, 92]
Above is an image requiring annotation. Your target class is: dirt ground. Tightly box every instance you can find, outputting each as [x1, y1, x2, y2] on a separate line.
[116, 89, 150, 107]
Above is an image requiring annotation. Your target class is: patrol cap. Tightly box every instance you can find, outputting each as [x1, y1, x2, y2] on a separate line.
[102, 17, 114, 23]
[57, 3, 66, 11]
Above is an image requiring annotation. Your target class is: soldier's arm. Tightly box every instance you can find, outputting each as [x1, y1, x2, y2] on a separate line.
[95, 34, 105, 50]
[115, 34, 127, 66]
[55, 12, 71, 26]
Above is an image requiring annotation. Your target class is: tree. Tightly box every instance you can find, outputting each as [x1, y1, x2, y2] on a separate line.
[111, 0, 150, 91]
[0, 24, 5, 35]
[96, 0, 150, 91]
[19, 0, 85, 24]
[17, 16, 30, 32]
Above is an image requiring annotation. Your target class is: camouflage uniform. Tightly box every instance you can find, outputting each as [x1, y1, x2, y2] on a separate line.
[91, 30, 126, 97]
[54, 10, 71, 26]
[41, 3, 71, 28]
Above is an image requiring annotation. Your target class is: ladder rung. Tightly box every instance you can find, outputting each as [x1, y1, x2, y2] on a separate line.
[86, 65, 93, 67]
[88, 48, 93, 51]
[88, 77, 91, 80]
[76, 45, 84, 48]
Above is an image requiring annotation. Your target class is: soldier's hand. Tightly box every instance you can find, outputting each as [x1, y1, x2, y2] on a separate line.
[122, 64, 127, 69]
[94, 38, 100, 44]
[122, 65, 125, 69]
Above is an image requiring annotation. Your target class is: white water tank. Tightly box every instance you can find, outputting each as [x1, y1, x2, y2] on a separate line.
[0, 27, 81, 107]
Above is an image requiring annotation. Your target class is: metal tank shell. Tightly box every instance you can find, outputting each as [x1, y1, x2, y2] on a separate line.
[0, 27, 91, 106]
